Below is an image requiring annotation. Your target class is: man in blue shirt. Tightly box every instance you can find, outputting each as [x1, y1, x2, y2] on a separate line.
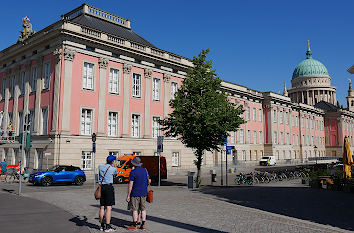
[98, 155, 117, 232]
[0, 159, 7, 182]
[126, 157, 151, 230]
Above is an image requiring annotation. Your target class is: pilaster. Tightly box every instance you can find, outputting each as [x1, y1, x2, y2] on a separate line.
[122, 63, 132, 137]
[163, 74, 170, 119]
[34, 56, 43, 135]
[23, 61, 31, 127]
[3, 69, 10, 129]
[13, 65, 21, 135]
[97, 57, 108, 135]
[143, 68, 152, 138]
[61, 47, 76, 134]
[50, 48, 62, 134]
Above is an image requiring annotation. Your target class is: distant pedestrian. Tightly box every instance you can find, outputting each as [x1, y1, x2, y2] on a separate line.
[126, 157, 151, 230]
[98, 155, 118, 232]
[0, 159, 7, 182]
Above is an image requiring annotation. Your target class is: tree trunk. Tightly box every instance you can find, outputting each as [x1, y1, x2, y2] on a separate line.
[195, 150, 203, 188]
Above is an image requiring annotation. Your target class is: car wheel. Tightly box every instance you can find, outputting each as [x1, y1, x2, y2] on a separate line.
[74, 176, 85, 186]
[41, 176, 53, 187]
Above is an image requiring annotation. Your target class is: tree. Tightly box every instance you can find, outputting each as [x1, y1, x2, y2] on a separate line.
[159, 49, 245, 187]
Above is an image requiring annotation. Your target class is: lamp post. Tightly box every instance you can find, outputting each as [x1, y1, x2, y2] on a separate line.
[314, 145, 318, 164]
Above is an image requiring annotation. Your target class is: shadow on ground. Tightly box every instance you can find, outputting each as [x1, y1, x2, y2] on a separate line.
[92, 205, 225, 232]
[198, 185, 354, 231]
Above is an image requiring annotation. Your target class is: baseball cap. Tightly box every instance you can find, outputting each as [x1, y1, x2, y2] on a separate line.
[107, 155, 117, 163]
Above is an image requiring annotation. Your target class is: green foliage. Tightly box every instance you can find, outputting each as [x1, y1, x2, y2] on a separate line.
[159, 49, 245, 185]
[309, 168, 330, 181]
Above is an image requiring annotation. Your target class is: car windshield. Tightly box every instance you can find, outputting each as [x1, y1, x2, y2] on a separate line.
[116, 160, 126, 168]
[262, 157, 269, 159]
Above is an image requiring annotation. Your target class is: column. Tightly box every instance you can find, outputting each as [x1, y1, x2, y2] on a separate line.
[301, 91, 304, 103]
[50, 48, 63, 134]
[306, 91, 309, 105]
[97, 57, 108, 135]
[333, 92, 337, 105]
[122, 63, 132, 137]
[143, 68, 152, 138]
[61, 47, 76, 134]
[312, 90, 315, 105]
[33, 56, 43, 135]
[12, 65, 20, 135]
[163, 74, 170, 118]
[3, 69, 10, 129]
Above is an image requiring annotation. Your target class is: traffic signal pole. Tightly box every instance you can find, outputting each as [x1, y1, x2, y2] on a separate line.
[18, 114, 28, 196]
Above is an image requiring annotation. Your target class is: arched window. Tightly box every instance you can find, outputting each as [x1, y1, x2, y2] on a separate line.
[351, 100, 354, 106]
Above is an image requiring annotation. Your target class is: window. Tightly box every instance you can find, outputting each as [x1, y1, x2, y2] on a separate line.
[301, 117, 304, 128]
[274, 131, 277, 144]
[273, 110, 277, 123]
[152, 78, 161, 101]
[1, 78, 5, 100]
[11, 77, 15, 98]
[29, 110, 35, 132]
[81, 151, 92, 170]
[109, 151, 119, 156]
[131, 114, 140, 138]
[152, 116, 160, 138]
[133, 151, 141, 156]
[252, 108, 256, 121]
[229, 131, 235, 144]
[172, 152, 179, 167]
[107, 111, 119, 136]
[43, 63, 51, 90]
[20, 71, 25, 95]
[259, 131, 263, 144]
[31, 67, 37, 92]
[81, 109, 93, 135]
[247, 130, 251, 144]
[280, 132, 284, 145]
[254, 151, 257, 161]
[132, 73, 141, 97]
[253, 130, 257, 144]
[286, 133, 289, 145]
[258, 109, 262, 122]
[239, 129, 244, 144]
[242, 150, 246, 160]
[18, 112, 23, 134]
[170, 82, 178, 100]
[108, 68, 119, 94]
[246, 107, 250, 121]
[292, 134, 295, 145]
[285, 112, 289, 125]
[82, 62, 94, 90]
[280, 111, 283, 124]
[41, 107, 48, 135]
[306, 118, 309, 129]
[296, 116, 298, 127]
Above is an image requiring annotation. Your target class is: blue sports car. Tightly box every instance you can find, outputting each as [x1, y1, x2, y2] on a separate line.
[29, 165, 86, 186]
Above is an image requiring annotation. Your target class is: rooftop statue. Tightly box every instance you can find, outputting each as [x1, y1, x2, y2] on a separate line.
[18, 16, 36, 43]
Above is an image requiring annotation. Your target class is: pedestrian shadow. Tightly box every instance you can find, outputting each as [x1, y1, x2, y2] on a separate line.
[92, 205, 226, 232]
[2, 188, 15, 193]
[69, 215, 100, 230]
[198, 185, 354, 231]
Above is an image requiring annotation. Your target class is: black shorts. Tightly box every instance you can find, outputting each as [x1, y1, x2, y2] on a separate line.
[100, 184, 115, 206]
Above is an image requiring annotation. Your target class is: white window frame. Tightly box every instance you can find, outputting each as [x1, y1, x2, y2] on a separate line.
[247, 130, 251, 144]
[109, 151, 119, 156]
[152, 77, 161, 101]
[247, 107, 250, 121]
[280, 111, 283, 124]
[81, 108, 94, 135]
[82, 62, 94, 90]
[42, 62, 51, 90]
[152, 116, 160, 138]
[253, 130, 257, 144]
[252, 108, 256, 121]
[81, 151, 92, 170]
[274, 131, 277, 144]
[170, 82, 178, 100]
[131, 114, 141, 138]
[108, 68, 120, 94]
[107, 111, 119, 137]
[239, 129, 244, 144]
[258, 109, 262, 122]
[172, 152, 179, 167]
[132, 73, 141, 98]
[20, 71, 25, 95]
[229, 131, 235, 144]
[259, 131, 263, 144]
[273, 110, 277, 123]
[31, 67, 38, 93]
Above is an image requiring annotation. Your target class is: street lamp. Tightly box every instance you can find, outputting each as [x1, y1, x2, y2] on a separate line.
[314, 145, 318, 164]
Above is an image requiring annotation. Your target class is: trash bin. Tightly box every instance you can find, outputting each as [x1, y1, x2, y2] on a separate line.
[187, 171, 195, 189]
[210, 170, 217, 183]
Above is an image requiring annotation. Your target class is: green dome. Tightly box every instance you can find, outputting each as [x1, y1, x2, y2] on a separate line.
[292, 46, 330, 79]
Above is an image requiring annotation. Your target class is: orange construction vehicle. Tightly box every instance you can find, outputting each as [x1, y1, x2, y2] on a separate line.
[113, 155, 167, 184]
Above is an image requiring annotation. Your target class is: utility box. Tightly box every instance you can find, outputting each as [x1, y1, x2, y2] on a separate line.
[210, 170, 217, 183]
[187, 171, 195, 189]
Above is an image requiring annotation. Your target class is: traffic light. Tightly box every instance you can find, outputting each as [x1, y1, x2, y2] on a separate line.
[92, 133, 96, 142]
[25, 133, 32, 149]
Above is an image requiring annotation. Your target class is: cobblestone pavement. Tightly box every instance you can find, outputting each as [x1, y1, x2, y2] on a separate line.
[0, 178, 351, 233]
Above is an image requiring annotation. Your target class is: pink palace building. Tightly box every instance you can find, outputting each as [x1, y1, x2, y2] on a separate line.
[1, 4, 354, 177]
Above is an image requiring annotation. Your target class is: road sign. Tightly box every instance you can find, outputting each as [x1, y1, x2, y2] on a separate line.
[92, 142, 96, 153]
[44, 152, 51, 157]
[157, 136, 164, 152]
[226, 145, 235, 154]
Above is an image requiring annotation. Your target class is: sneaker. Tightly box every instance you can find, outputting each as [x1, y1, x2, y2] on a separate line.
[104, 224, 116, 232]
[140, 224, 146, 230]
[99, 222, 106, 231]
[126, 224, 139, 230]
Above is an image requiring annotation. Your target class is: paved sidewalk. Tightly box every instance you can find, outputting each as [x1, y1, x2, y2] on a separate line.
[0, 191, 90, 233]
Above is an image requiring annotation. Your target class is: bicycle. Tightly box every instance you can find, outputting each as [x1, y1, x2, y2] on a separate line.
[235, 173, 253, 185]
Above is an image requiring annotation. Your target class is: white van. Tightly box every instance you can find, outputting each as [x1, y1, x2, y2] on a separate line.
[259, 156, 277, 166]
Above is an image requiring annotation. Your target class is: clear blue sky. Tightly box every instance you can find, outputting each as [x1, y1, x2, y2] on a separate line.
[1, 0, 353, 105]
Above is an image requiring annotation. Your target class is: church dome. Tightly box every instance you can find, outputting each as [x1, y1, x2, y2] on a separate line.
[292, 45, 330, 79]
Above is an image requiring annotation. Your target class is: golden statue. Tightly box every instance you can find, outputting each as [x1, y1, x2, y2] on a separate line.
[18, 16, 36, 43]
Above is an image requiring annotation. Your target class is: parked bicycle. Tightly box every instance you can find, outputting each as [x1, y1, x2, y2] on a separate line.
[235, 173, 253, 185]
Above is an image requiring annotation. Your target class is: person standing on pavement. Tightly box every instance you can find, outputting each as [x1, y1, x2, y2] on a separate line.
[126, 157, 151, 230]
[98, 155, 118, 232]
[0, 159, 7, 182]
